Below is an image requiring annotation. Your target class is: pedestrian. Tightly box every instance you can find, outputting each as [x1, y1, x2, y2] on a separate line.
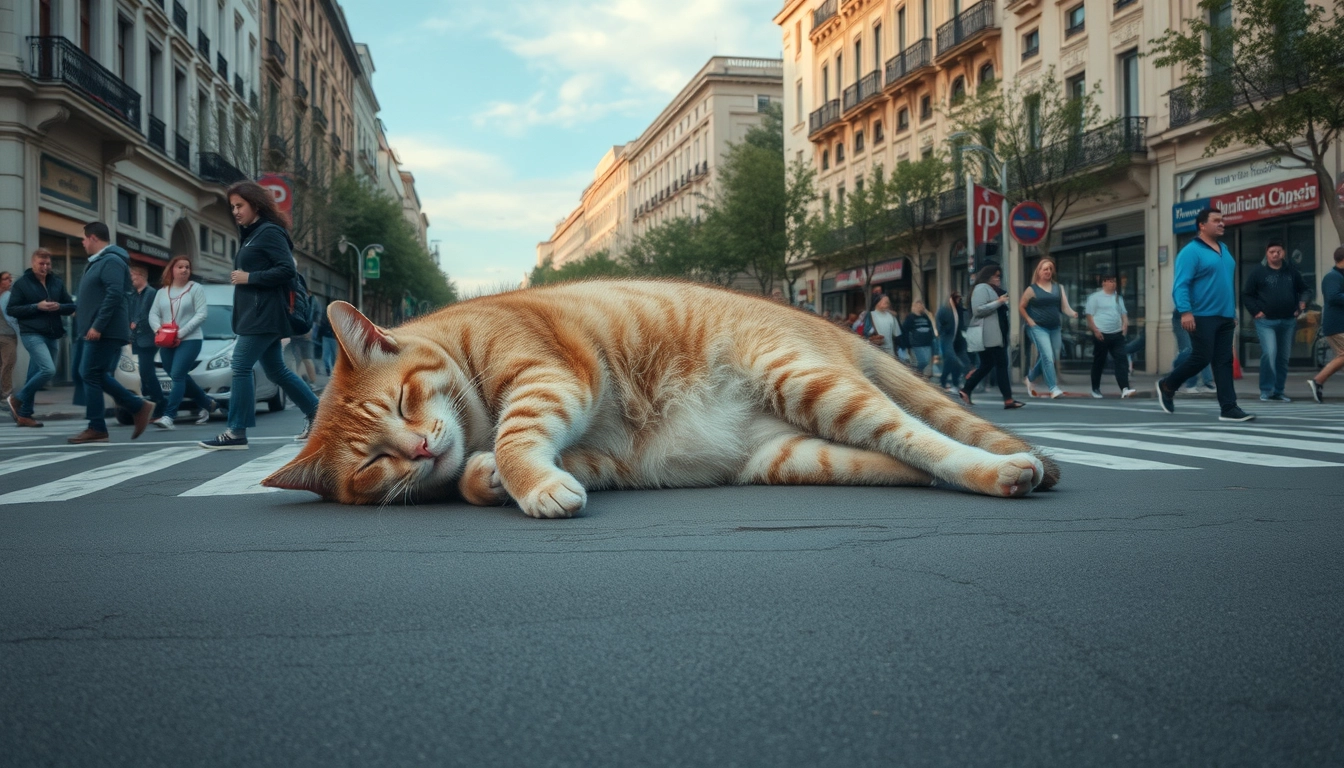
[1306, 245, 1344, 403]
[1156, 207, 1254, 421]
[1170, 307, 1215, 393]
[902, 299, 937, 377]
[69, 221, 155, 443]
[0, 271, 19, 406]
[5, 249, 77, 428]
[863, 294, 901, 357]
[150, 256, 218, 429]
[1084, 272, 1137, 398]
[961, 264, 1025, 409]
[285, 323, 318, 386]
[936, 292, 970, 391]
[1241, 239, 1310, 402]
[199, 180, 320, 450]
[1019, 257, 1080, 398]
[318, 304, 338, 375]
[128, 264, 166, 421]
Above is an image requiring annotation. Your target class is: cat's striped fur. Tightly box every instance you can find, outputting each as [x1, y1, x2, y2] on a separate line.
[263, 279, 1059, 517]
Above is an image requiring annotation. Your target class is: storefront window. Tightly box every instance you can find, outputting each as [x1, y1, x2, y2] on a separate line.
[1037, 236, 1146, 371]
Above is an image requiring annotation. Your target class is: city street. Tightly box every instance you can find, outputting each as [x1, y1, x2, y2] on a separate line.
[2, 395, 1341, 765]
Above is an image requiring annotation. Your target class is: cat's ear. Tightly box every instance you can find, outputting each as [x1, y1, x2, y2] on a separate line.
[262, 450, 330, 497]
[328, 300, 398, 367]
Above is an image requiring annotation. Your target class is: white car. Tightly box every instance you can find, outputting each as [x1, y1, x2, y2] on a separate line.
[114, 283, 289, 422]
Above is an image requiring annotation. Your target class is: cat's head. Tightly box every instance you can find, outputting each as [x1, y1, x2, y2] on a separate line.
[263, 302, 471, 504]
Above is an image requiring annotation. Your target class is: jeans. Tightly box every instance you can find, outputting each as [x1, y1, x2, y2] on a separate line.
[1171, 318, 1213, 389]
[1091, 332, 1131, 391]
[227, 334, 320, 434]
[963, 345, 1014, 401]
[70, 337, 86, 406]
[15, 334, 59, 417]
[1025, 325, 1063, 391]
[159, 339, 212, 415]
[135, 345, 165, 418]
[908, 345, 933, 375]
[321, 336, 338, 375]
[81, 339, 145, 433]
[0, 333, 17, 399]
[939, 337, 969, 388]
[1254, 317, 1296, 397]
[1163, 316, 1238, 412]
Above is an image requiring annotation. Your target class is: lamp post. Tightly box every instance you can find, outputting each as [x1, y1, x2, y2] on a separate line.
[336, 236, 383, 314]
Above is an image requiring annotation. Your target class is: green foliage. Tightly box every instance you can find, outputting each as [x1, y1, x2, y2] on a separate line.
[886, 154, 951, 302]
[1149, 0, 1344, 239]
[529, 249, 630, 286]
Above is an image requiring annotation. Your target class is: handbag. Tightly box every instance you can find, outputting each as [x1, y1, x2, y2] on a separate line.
[154, 285, 188, 348]
[965, 325, 986, 353]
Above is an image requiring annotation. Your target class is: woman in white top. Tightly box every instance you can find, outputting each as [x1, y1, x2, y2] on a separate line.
[149, 256, 216, 429]
[864, 294, 902, 357]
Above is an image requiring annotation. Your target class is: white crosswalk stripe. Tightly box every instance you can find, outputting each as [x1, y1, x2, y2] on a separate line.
[1038, 446, 1195, 471]
[1123, 428, 1344, 456]
[1024, 430, 1344, 469]
[0, 452, 94, 478]
[0, 447, 208, 505]
[178, 444, 303, 497]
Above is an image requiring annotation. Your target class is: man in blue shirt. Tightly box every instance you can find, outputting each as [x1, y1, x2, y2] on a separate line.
[1156, 207, 1254, 421]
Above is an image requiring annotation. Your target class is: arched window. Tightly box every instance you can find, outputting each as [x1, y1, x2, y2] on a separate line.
[950, 76, 966, 105]
[979, 63, 996, 87]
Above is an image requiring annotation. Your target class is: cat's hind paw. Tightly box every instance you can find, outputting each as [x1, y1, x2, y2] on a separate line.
[459, 452, 509, 506]
[518, 470, 587, 519]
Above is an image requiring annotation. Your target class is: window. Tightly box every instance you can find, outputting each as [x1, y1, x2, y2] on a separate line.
[796, 81, 804, 123]
[855, 130, 865, 153]
[822, 63, 830, 100]
[1208, 1, 1232, 78]
[837, 183, 846, 204]
[116, 188, 137, 227]
[117, 15, 133, 81]
[757, 94, 771, 112]
[822, 149, 830, 170]
[145, 201, 163, 237]
[836, 142, 846, 163]
[898, 8, 907, 49]
[1023, 29, 1039, 60]
[855, 176, 864, 193]
[1025, 94, 1042, 148]
[873, 23, 882, 69]
[854, 39, 862, 81]
[1067, 72, 1086, 102]
[199, 224, 209, 253]
[1120, 49, 1139, 118]
[921, 146, 933, 160]
[920, 95, 932, 121]
[873, 119, 885, 143]
[979, 63, 995, 87]
[1065, 4, 1085, 37]
[950, 76, 966, 105]
[898, 107, 910, 131]
[822, 190, 832, 215]
[795, 20, 802, 57]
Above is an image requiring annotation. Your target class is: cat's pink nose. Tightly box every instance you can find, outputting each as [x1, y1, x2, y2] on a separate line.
[413, 439, 434, 459]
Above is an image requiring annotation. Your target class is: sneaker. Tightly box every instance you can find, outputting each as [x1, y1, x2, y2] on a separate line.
[1050, 387, 1065, 399]
[1268, 393, 1291, 402]
[152, 415, 175, 430]
[1156, 381, 1175, 414]
[1179, 386, 1200, 394]
[1121, 388, 1137, 399]
[1091, 390, 1103, 399]
[1201, 383, 1218, 393]
[1026, 380, 1040, 397]
[1307, 378, 1324, 404]
[196, 400, 218, 426]
[295, 417, 313, 442]
[198, 430, 248, 450]
[1219, 407, 1255, 422]
[1259, 394, 1271, 402]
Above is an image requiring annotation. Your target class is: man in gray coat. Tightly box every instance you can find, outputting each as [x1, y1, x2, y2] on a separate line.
[68, 221, 153, 444]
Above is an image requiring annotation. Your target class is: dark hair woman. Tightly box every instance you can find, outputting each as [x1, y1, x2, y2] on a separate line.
[149, 255, 218, 429]
[961, 265, 1025, 409]
[198, 181, 319, 450]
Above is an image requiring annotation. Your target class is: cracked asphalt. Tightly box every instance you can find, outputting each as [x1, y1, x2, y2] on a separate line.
[2, 401, 1341, 766]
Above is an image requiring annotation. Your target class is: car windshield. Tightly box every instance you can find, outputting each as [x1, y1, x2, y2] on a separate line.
[201, 305, 235, 340]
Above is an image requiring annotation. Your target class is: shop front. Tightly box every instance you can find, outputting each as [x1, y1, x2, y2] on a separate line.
[822, 258, 909, 320]
[36, 153, 101, 384]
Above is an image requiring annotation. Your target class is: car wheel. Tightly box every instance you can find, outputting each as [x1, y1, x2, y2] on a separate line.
[267, 388, 287, 412]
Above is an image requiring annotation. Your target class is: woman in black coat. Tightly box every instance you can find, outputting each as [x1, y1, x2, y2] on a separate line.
[198, 181, 321, 450]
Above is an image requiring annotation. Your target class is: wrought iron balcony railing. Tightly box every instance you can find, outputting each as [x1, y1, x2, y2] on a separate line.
[937, 187, 968, 220]
[885, 39, 932, 87]
[808, 99, 841, 136]
[216, 53, 227, 79]
[936, 0, 996, 57]
[234, 74, 244, 98]
[267, 133, 289, 159]
[312, 106, 327, 130]
[265, 38, 286, 69]
[249, 90, 259, 110]
[843, 70, 883, 112]
[174, 132, 191, 168]
[1012, 116, 1149, 187]
[172, 2, 188, 34]
[197, 29, 210, 59]
[26, 37, 141, 131]
[148, 115, 166, 153]
[293, 77, 308, 102]
[198, 152, 246, 185]
[812, 0, 838, 30]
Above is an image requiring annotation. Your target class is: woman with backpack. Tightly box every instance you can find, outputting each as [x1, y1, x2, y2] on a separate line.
[150, 255, 219, 429]
[199, 181, 321, 450]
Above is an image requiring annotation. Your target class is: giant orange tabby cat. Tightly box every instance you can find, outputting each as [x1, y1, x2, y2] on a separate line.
[264, 280, 1059, 516]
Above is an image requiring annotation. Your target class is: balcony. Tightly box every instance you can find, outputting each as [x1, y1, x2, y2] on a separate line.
[174, 131, 190, 168]
[197, 29, 210, 60]
[265, 38, 286, 72]
[812, 0, 838, 30]
[884, 39, 933, 88]
[808, 99, 841, 137]
[1013, 117, 1149, 187]
[936, 0, 996, 58]
[293, 77, 308, 104]
[331, 133, 342, 154]
[842, 70, 883, 113]
[216, 53, 227, 80]
[198, 152, 246, 185]
[312, 106, 327, 131]
[937, 187, 967, 220]
[148, 116, 166, 152]
[234, 74, 245, 98]
[172, 2, 188, 35]
[267, 133, 289, 161]
[249, 90, 259, 110]
[26, 37, 141, 131]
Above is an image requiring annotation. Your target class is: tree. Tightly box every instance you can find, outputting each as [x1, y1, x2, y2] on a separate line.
[817, 167, 898, 302]
[1150, 0, 1344, 240]
[886, 155, 952, 304]
[712, 102, 790, 294]
[950, 66, 1137, 258]
[782, 157, 820, 304]
[623, 218, 739, 285]
[529, 250, 630, 286]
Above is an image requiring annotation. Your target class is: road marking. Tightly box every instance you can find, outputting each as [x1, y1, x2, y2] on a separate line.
[1039, 446, 1194, 470]
[0, 447, 207, 505]
[1211, 425, 1344, 441]
[1123, 428, 1344, 456]
[0, 452, 96, 479]
[179, 444, 303, 496]
[1025, 431, 1344, 468]
[0, 435, 299, 452]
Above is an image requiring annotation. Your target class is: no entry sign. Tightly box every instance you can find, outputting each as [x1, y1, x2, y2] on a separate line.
[1009, 201, 1048, 246]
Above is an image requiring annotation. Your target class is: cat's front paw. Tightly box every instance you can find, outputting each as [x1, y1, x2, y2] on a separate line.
[518, 470, 587, 519]
[967, 452, 1044, 498]
[459, 451, 509, 506]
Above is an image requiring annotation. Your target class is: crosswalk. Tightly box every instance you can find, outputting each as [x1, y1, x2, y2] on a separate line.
[0, 419, 1341, 504]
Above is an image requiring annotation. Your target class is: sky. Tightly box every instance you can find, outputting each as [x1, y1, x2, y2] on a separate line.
[338, 0, 783, 295]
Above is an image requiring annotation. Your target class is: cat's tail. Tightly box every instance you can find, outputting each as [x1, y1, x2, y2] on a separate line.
[861, 348, 1061, 491]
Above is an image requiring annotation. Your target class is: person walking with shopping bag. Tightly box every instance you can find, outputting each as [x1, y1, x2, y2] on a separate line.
[961, 264, 1024, 409]
[150, 256, 218, 429]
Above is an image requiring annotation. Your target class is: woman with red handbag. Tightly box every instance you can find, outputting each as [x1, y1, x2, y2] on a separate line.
[149, 256, 216, 429]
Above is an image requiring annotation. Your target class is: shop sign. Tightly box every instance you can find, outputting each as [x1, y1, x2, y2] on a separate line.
[970, 183, 1004, 246]
[1173, 174, 1319, 233]
[1060, 223, 1108, 246]
[871, 259, 903, 282]
[116, 233, 172, 263]
[40, 154, 98, 211]
[257, 173, 293, 213]
[834, 268, 864, 290]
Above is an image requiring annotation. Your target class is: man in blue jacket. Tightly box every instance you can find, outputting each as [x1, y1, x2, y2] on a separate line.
[1307, 246, 1344, 403]
[68, 222, 154, 444]
[1156, 207, 1254, 421]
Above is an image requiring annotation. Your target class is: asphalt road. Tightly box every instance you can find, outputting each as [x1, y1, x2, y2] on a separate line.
[2, 396, 1341, 766]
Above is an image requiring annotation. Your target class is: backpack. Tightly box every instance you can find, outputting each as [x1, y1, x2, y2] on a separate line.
[286, 271, 316, 337]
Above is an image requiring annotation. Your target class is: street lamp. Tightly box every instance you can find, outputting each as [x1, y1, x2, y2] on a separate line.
[946, 130, 1010, 286]
[337, 236, 384, 314]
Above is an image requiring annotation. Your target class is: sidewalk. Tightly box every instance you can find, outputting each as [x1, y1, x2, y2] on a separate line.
[1015, 366, 1327, 402]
